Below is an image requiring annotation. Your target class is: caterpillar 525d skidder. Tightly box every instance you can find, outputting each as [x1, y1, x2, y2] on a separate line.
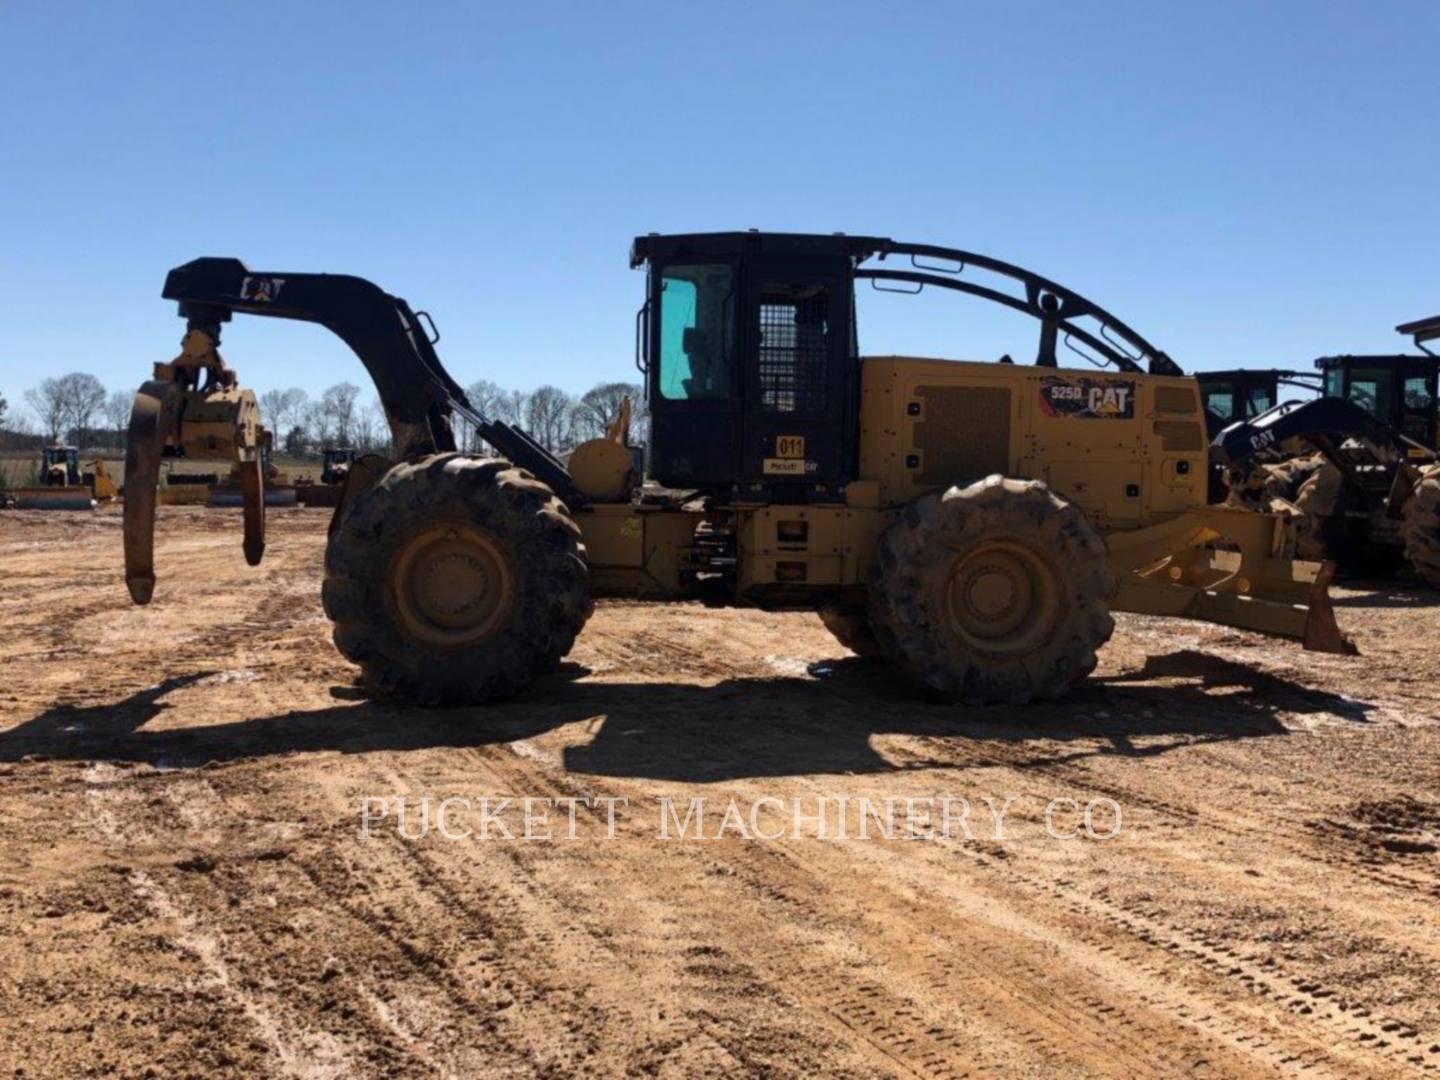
[122, 233, 1353, 705]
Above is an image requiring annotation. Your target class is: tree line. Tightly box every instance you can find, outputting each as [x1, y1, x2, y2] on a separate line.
[0, 373, 648, 458]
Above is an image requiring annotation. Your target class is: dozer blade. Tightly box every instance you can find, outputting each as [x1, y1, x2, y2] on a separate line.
[1107, 505, 1357, 655]
[208, 484, 297, 509]
[12, 487, 96, 511]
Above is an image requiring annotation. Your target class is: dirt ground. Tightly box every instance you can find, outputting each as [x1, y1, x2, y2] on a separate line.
[1, 507, 1438, 1079]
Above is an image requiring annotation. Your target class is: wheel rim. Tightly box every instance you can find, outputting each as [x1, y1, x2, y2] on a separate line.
[944, 539, 1062, 655]
[390, 524, 514, 647]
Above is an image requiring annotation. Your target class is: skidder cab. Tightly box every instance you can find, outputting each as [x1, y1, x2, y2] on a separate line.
[123, 233, 1353, 707]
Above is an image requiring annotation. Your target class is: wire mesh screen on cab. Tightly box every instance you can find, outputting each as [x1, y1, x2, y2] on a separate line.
[758, 283, 829, 413]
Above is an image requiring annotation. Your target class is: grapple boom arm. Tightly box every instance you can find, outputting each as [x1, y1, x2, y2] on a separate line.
[160, 258, 579, 499]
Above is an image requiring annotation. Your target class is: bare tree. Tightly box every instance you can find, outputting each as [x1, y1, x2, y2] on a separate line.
[55, 373, 106, 447]
[525, 385, 573, 452]
[368, 403, 391, 457]
[351, 398, 392, 455]
[25, 378, 65, 442]
[0, 390, 8, 429]
[462, 379, 505, 452]
[573, 381, 643, 441]
[260, 388, 309, 442]
[103, 390, 132, 447]
[321, 382, 361, 446]
[303, 401, 332, 451]
[493, 389, 529, 428]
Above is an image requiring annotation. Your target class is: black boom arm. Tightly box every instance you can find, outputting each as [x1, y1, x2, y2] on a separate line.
[161, 258, 577, 499]
[1209, 396, 1416, 468]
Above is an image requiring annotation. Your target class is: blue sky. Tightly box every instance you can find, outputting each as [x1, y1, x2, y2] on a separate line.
[2, 1, 1437, 416]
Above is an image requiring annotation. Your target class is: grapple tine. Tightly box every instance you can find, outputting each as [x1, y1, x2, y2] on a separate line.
[123, 380, 181, 604]
[240, 456, 266, 566]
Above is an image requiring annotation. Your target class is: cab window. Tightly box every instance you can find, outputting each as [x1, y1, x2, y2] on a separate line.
[1204, 388, 1235, 421]
[1324, 367, 1343, 400]
[658, 264, 734, 400]
[1403, 375, 1433, 412]
[1246, 388, 1272, 417]
[1347, 367, 1395, 422]
[1403, 375, 1434, 443]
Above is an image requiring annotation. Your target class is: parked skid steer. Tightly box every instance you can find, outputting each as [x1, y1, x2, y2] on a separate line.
[123, 235, 1354, 705]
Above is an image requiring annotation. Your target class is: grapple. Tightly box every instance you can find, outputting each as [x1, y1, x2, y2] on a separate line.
[124, 328, 265, 604]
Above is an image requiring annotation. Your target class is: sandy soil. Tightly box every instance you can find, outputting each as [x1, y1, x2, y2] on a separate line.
[1, 506, 1438, 1079]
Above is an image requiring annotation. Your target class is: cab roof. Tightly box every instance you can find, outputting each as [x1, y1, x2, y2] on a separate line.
[630, 231, 891, 268]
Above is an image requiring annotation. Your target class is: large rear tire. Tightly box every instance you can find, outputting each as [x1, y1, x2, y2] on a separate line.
[1403, 464, 1440, 587]
[322, 453, 591, 704]
[867, 476, 1115, 704]
[817, 605, 883, 660]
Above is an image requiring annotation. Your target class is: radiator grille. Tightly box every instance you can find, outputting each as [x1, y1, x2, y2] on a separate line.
[913, 386, 1011, 485]
[1154, 420, 1204, 451]
[1154, 386, 1199, 414]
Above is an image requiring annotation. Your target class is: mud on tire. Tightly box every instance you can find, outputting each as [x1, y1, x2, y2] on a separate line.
[322, 453, 591, 704]
[1403, 463, 1440, 587]
[867, 475, 1115, 705]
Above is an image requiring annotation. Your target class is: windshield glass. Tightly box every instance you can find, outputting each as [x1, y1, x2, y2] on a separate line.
[1204, 385, 1236, 421]
[1347, 367, 1396, 421]
[1403, 375, 1434, 443]
[658, 264, 734, 399]
[1324, 366, 1343, 399]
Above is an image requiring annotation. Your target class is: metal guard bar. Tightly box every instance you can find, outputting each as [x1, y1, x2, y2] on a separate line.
[857, 240, 1182, 377]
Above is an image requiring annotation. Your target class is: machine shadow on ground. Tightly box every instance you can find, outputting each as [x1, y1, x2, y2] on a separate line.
[0, 650, 1373, 781]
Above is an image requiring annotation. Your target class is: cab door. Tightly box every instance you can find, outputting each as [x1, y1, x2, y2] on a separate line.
[646, 261, 742, 487]
[740, 260, 854, 490]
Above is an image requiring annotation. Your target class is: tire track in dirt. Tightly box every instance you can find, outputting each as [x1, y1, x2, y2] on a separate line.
[469, 732, 1240, 1078]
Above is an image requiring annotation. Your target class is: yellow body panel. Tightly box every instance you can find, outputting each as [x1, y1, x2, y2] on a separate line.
[582, 503, 699, 598]
[572, 355, 1344, 648]
[858, 356, 1207, 524]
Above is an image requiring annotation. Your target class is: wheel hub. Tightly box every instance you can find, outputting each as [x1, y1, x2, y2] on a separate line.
[390, 525, 514, 647]
[945, 540, 1060, 654]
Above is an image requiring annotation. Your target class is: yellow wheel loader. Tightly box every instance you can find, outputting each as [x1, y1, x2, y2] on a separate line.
[121, 234, 1353, 705]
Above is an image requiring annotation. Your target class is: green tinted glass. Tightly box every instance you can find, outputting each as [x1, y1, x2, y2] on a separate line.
[659, 265, 734, 400]
[1205, 390, 1234, 421]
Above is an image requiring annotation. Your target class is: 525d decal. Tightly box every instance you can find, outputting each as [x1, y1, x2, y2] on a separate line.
[1039, 376, 1135, 420]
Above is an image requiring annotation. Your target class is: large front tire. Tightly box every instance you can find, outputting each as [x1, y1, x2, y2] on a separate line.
[868, 476, 1115, 704]
[817, 605, 883, 660]
[322, 454, 591, 704]
[1403, 464, 1440, 587]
